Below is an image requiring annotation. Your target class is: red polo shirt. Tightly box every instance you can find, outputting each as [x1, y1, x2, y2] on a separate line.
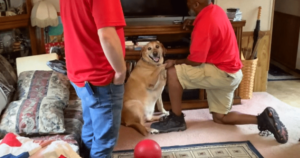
[188, 4, 242, 73]
[60, 0, 126, 87]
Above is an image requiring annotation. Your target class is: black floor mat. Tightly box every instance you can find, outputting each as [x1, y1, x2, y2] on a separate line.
[268, 64, 300, 81]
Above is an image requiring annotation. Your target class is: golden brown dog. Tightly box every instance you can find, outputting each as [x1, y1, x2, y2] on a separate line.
[121, 41, 169, 136]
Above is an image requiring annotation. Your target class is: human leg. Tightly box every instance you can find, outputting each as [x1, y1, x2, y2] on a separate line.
[166, 66, 183, 116]
[89, 83, 124, 158]
[150, 66, 186, 133]
[205, 66, 288, 144]
[206, 87, 257, 125]
[71, 82, 93, 158]
[150, 64, 207, 133]
[212, 108, 288, 144]
[71, 82, 124, 158]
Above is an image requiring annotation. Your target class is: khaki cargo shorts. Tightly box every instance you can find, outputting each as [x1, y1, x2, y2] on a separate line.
[175, 63, 243, 114]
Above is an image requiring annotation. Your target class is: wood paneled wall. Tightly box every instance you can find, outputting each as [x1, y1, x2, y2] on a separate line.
[242, 31, 272, 92]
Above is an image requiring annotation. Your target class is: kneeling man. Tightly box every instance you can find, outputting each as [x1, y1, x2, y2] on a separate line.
[150, 0, 288, 144]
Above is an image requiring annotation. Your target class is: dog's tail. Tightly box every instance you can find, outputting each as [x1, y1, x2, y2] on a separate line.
[127, 123, 148, 136]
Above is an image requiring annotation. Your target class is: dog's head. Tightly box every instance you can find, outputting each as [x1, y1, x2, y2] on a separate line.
[141, 41, 166, 65]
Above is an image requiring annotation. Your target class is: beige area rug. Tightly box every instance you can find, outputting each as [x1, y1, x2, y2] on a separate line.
[114, 92, 300, 158]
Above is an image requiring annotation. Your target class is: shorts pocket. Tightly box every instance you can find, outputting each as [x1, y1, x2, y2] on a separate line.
[184, 65, 205, 82]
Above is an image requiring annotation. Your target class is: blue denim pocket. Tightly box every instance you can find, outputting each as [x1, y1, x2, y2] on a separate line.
[71, 82, 100, 109]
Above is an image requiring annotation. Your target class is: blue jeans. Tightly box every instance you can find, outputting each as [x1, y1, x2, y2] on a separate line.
[71, 82, 124, 158]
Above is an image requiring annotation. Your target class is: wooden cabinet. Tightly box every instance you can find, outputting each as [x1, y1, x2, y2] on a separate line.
[124, 19, 246, 110]
[0, 0, 37, 55]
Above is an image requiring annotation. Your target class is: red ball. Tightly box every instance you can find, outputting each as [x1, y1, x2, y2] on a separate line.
[134, 139, 162, 158]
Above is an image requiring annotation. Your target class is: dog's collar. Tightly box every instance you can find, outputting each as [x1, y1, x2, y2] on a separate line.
[141, 57, 161, 66]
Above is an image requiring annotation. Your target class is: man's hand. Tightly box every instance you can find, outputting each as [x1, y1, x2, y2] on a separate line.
[113, 71, 126, 85]
[165, 60, 176, 69]
[183, 19, 194, 30]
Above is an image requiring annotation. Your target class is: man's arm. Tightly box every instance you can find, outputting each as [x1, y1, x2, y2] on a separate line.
[98, 27, 126, 75]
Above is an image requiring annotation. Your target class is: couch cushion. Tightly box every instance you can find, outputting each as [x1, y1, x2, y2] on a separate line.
[0, 97, 66, 135]
[17, 70, 70, 105]
[64, 100, 83, 142]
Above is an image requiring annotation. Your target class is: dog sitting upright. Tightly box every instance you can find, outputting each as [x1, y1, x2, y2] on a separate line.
[121, 41, 169, 136]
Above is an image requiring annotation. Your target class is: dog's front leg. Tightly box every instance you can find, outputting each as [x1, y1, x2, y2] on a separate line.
[147, 64, 166, 90]
[156, 95, 169, 116]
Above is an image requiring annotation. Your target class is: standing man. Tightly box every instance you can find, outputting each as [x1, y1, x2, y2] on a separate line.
[60, 0, 127, 157]
[150, 0, 288, 144]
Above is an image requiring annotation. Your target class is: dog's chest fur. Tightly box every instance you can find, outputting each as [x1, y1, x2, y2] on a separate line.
[128, 63, 166, 103]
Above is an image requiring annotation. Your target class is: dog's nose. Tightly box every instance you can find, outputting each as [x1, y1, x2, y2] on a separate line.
[153, 52, 158, 56]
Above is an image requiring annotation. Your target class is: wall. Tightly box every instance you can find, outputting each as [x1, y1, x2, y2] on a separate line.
[215, 0, 274, 31]
[275, 0, 300, 17]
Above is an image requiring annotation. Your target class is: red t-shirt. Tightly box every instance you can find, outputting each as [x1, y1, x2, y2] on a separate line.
[188, 4, 242, 73]
[60, 0, 126, 87]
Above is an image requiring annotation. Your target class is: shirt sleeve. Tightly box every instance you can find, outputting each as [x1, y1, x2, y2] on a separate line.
[187, 22, 211, 63]
[90, 0, 126, 29]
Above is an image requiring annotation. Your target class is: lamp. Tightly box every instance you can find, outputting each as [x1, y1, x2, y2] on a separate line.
[31, 0, 58, 28]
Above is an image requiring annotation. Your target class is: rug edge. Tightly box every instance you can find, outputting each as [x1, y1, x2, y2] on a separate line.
[113, 140, 264, 158]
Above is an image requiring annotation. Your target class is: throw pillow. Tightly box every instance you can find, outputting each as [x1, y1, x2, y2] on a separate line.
[0, 97, 66, 135]
[17, 70, 70, 105]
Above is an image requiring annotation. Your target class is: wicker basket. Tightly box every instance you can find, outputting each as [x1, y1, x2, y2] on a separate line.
[239, 58, 258, 99]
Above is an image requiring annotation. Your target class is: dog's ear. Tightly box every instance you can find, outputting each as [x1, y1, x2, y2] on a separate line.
[140, 44, 147, 57]
[159, 42, 167, 57]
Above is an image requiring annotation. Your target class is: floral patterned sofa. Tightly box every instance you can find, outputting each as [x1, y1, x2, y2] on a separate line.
[0, 54, 83, 154]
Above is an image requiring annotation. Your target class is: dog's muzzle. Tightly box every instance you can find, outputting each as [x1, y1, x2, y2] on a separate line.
[149, 55, 160, 63]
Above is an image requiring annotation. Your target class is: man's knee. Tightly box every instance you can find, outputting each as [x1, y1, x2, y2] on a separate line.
[167, 67, 179, 84]
[212, 113, 225, 124]
[167, 66, 177, 76]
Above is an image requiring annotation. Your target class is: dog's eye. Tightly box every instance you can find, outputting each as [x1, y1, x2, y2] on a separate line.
[156, 45, 159, 49]
[148, 47, 152, 51]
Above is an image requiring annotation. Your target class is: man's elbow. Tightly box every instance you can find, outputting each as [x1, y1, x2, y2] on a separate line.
[98, 27, 116, 42]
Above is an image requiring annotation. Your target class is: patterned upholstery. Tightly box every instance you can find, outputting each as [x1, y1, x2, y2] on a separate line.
[64, 99, 83, 142]
[17, 70, 70, 105]
[0, 97, 66, 135]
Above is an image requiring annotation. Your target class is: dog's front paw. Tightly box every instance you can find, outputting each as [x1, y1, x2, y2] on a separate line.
[149, 128, 160, 135]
